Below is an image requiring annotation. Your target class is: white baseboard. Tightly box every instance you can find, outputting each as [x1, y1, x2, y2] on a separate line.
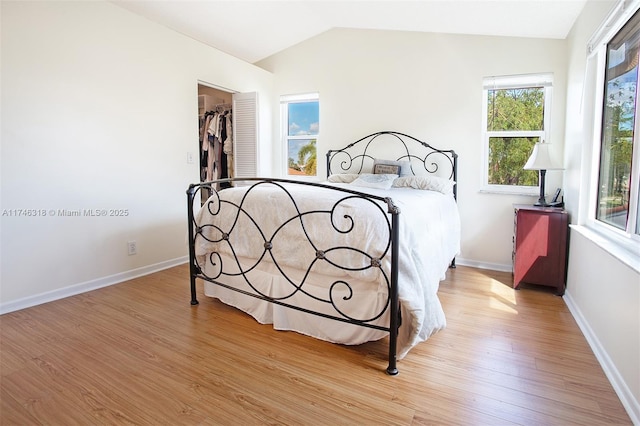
[563, 291, 640, 425]
[454, 257, 512, 273]
[1, 256, 507, 315]
[0, 256, 188, 315]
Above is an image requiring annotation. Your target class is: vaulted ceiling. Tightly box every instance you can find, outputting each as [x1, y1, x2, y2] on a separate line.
[112, 0, 588, 64]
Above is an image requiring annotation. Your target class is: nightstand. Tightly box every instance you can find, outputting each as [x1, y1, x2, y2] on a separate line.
[512, 204, 569, 295]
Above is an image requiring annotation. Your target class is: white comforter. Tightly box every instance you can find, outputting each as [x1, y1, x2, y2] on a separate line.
[194, 181, 460, 359]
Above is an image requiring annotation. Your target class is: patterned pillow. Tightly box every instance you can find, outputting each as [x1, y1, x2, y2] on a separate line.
[373, 163, 401, 175]
[350, 173, 398, 190]
[373, 158, 412, 176]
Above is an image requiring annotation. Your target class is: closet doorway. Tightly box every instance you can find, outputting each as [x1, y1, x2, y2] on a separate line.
[198, 83, 233, 190]
[197, 82, 258, 195]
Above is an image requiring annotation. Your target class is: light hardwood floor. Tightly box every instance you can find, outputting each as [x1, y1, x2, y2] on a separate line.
[1, 264, 631, 425]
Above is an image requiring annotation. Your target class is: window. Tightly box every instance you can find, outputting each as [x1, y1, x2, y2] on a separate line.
[482, 74, 553, 193]
[596, 9, 640, 238]
[280, 93, 319, 177]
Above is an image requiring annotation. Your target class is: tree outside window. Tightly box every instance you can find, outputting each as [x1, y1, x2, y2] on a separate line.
[282, 95, 319, 177]
[596, 10, 639, 233]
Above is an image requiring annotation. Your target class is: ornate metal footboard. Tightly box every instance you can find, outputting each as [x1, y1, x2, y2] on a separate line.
[187, 178, 402, 375]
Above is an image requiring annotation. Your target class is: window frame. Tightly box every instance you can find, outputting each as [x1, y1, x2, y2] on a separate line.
[280, 92, 319, 180]
[480, 73, 554, 195]
[587, 2, 640, 251]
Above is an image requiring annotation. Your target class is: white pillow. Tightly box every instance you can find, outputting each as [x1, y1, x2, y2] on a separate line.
[392, 175, 455, 195]
[373, 158, 412, 176]
[327, 173, 360, 183]
[350, 173, 398, 190]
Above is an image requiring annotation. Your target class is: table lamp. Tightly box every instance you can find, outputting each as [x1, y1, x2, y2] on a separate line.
[523, 142, 563, 207]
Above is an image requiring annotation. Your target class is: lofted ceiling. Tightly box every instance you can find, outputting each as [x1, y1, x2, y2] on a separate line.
[112, 0, 588, 64]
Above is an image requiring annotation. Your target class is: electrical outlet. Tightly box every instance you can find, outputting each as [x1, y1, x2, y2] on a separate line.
[127, 240, 137, 256]
[187, 152, 195, 164]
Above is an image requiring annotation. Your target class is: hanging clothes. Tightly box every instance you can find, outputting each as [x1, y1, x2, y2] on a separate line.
[223, 111, 233, 180]
[198, 104, 233, 189]
[199, 113, 214, 183]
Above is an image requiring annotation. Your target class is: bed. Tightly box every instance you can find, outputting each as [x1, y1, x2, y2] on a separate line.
[186, 131, 460, 375]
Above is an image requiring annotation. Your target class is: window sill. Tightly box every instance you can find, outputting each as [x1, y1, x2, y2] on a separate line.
[479, 183, 540, 196]
[479, 188, 539, 197]
[570, 224, 640, 274]
[284, 175, 320, 182]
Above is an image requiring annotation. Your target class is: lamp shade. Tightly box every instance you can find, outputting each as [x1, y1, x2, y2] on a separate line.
[523, 143, 563, 170]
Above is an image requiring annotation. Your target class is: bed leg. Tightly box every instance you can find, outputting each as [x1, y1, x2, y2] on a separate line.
[449, 257, 457, 269]
[190, 275, 199, 306]
[386, 308, 399, 375]
[387, 210, 400, 376]
[187, 184, 200, 306]
[386, 353, 399, 375]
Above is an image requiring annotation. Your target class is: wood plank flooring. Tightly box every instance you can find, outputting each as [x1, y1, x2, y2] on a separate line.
[0, 264, 631, 425]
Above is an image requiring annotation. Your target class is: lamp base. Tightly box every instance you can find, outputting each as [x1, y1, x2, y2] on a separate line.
[534, 170, 548, 207]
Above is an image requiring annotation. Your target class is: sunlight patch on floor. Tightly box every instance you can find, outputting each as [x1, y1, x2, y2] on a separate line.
[488, 278, 518, 314]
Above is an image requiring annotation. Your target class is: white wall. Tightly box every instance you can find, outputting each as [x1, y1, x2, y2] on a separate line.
[257, 28, 568, 270]
[563, 0, 640, 421]
[0, 1, 273, 311]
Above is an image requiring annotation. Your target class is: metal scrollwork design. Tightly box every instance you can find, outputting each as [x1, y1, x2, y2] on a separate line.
[189, 178, 395, 325]
[327, 131, 457, 183]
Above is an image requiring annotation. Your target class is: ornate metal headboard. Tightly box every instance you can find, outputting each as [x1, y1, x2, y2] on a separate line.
[326, 131, 458, 199]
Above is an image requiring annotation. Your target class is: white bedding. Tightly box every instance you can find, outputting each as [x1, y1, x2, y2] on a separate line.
[194, 181, 460, 359]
